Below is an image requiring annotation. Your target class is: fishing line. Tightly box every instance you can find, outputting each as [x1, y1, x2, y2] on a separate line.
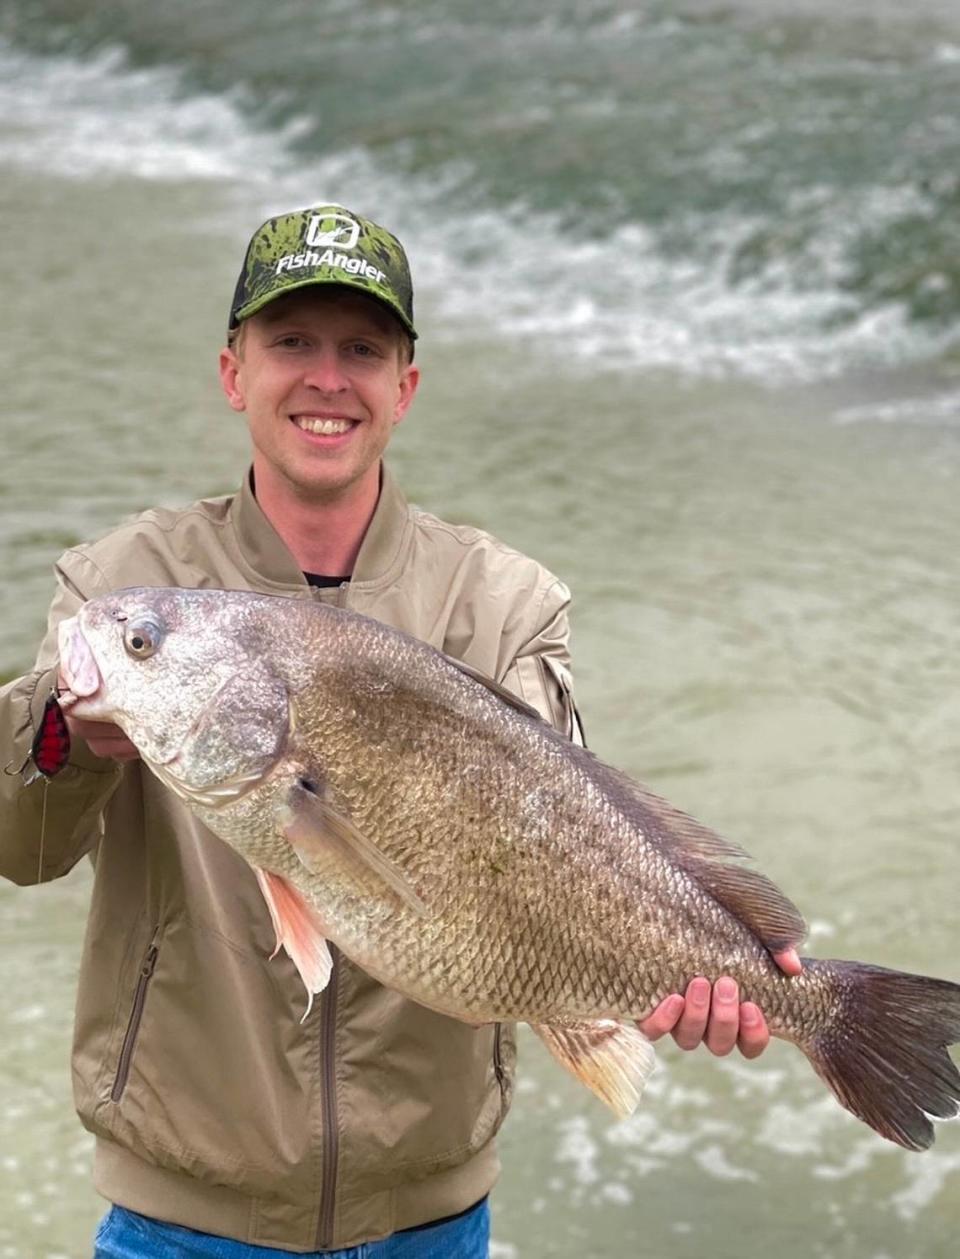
[38, 778, 48, 884]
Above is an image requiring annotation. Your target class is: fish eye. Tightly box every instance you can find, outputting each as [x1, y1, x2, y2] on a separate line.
[124, 618, 164, 660]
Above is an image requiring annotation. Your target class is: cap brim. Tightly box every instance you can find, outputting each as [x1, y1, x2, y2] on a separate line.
[231, 275, 417, 338]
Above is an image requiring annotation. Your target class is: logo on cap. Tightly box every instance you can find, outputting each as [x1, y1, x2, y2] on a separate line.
[305, 214, 360, 250]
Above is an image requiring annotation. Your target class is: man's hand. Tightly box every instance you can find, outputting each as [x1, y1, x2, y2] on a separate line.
[58, 671, 139, 762]
[64, 715, 140, 761]
[638, 948, 801, 1060]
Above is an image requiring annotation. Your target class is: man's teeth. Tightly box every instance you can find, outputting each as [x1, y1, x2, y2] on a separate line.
[295, 417, 353, 435]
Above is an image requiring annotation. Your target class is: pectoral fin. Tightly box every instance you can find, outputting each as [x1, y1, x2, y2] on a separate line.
[530, 1019, 656, 1118]
[279, 778, 427, 918]
[253, 867, 333, 1021]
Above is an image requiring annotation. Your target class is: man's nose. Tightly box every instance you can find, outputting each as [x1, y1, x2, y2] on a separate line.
[303, 350, 348, 392]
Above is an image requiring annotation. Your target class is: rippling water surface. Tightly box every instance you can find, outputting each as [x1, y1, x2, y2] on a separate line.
[1, 2, 958, 1255]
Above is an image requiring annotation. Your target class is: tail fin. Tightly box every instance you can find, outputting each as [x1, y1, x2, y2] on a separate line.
[801, 961, 960, 1151]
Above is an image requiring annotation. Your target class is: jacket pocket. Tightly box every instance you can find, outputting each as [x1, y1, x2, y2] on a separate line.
[110, 936, 160, 1102]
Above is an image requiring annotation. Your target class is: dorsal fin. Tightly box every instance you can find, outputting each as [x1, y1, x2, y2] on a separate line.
[591, 761, 807, 954]
[444, 655, 545, 724]
[442, 654, 804, 954]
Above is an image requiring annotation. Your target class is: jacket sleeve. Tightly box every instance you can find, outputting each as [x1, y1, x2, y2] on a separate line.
[498, 578, 586, 746]
[0, 553, 123, 886]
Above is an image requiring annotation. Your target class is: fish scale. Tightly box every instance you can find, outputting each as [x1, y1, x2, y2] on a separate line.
[56, 587, 960, 1150]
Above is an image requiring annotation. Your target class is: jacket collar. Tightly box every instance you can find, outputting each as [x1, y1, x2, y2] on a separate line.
[230, 464, 411, 589]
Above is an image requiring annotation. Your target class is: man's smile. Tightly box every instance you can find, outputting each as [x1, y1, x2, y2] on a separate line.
[292, 414, 359, 437]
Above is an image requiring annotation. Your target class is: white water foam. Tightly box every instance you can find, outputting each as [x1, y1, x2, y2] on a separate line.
[0, 40, 306, 182]
[3, 37, 957, 385]
[891, 1145, 960, 1221]
[834, 389, 960, 426]
[238, 156, 959, 384]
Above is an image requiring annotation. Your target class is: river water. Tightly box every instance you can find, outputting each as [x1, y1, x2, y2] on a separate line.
[1, 2, 959, 1256]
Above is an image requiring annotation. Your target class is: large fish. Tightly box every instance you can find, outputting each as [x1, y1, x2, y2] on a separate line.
[55, 587, 960, 1151]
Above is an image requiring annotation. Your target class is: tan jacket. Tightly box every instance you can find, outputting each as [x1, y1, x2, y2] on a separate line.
[0, 468, 579, 1252]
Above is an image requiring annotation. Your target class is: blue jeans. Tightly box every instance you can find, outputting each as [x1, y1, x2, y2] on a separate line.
[93, 1200, 489, 1258]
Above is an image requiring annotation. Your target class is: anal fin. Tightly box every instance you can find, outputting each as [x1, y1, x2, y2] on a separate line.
[254, 867, 332, 1021]
[530, 1019, 656, 1118]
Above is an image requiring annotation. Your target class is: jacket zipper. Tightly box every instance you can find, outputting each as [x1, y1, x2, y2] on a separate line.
[111, 938, 160, 1102]
[316, 945, 341, 1248]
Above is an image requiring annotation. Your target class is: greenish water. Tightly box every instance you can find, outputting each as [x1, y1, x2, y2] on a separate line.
[1, 2, 959, 1255]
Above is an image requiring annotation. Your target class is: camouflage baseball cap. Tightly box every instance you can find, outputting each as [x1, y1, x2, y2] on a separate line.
[228, 204, 417, 339]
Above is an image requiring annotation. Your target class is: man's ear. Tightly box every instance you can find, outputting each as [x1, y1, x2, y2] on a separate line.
[219, 347, 246, 413]
[392, 363, 420, 425]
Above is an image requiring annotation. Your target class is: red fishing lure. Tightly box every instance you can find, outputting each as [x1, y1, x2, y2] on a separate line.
[30, 690, 71, 778]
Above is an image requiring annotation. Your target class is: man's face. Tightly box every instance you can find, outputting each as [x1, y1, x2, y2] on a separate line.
[219, 289, 419, 504]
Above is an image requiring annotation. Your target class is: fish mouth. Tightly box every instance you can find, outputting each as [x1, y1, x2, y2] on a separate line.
[57, 616, 103, 708]
[56, 614, 233, 770]
[56, 613, 285, 790]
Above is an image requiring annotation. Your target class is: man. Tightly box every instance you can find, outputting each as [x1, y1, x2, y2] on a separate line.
[0, 205, 795, 1257]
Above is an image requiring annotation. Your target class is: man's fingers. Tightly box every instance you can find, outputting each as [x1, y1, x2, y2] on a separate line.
[637, 993, 684, 1042]
[82, 730, 140, 761]
[64, 715, 139, 762]
[672, 976, 711, 1050]
[703, 977, 740, 1057]
[64, 715, 115, 740]
[639, 980, 775, 1060]
[736, 1002, 771, 1060]
[86, 739, 140, 762]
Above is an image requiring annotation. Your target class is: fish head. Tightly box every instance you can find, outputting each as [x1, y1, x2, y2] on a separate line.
[58, 587, 292, 794]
